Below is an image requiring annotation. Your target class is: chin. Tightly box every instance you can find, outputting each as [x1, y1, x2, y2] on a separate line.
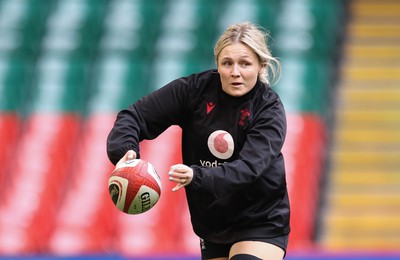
[231, 92, 245, 97]
[223, 87, 249, 97]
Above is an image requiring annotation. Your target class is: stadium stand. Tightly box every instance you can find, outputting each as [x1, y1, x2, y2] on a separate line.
[273, 0, 348, 250]
[0, 0, 51, 57]
[0, 114, 80, 253]
[0, 54, 27, 190]
[0, 0, 51, 195]
[48, 114, 117, 254]
[319, 0, 400, 251]
[3, 0, 389, 258]
[0, 45, 86, 254]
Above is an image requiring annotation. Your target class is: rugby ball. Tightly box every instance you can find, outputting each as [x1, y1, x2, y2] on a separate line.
[108, 159, 161, 214]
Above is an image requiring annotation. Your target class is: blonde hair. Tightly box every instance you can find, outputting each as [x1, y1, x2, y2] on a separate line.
[214, 22, 281, 85]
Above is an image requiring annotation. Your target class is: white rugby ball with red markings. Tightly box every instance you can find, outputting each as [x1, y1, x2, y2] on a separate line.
[108, 159, 161, 214]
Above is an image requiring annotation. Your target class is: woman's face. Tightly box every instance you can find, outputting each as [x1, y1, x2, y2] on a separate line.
[217, 42, 262, 97]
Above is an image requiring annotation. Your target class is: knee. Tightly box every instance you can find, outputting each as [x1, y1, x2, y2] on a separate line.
[230, 254, 262, 260]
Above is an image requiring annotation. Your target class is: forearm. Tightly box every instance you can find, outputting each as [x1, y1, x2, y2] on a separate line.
[107, 107, 142, 165]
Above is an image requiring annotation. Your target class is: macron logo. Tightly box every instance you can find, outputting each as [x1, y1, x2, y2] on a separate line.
[206, 101, 215, 114]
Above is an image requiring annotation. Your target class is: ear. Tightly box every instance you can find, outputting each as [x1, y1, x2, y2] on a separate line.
[259, 64, 265, 74]
[259, 60, 266, 69]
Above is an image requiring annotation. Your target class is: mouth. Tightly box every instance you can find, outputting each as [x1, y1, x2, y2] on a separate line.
[231, 82, 243, 87]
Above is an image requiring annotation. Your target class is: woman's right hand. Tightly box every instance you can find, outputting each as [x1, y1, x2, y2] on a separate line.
[116, 150, 137, 167]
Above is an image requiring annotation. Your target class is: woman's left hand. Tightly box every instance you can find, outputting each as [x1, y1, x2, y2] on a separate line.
[169, 164, 193, 192]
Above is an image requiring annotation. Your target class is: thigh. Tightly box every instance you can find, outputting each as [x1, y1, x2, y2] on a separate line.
[229, 241, 285, 260]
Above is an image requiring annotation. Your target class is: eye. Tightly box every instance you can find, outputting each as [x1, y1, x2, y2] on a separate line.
[221, 60, 233, 67]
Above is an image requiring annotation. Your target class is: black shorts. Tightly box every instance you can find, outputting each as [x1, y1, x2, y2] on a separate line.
[200, 235, 289, 260]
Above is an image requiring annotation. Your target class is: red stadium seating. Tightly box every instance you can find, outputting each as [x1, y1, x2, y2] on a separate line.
[284, 114, 327, 251]
[0, 113, 81, 254]
[48, 114, 117, 254]
[0, 113, 21, 190]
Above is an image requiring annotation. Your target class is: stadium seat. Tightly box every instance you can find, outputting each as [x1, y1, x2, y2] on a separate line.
[31, 52, 88, 113]
[99, 0, 143, 54]
[46, 43, 154, 253]
[0, 113, 20, 191]
[255, 0, 281, 34]
[48, 115, 117, 254]
[89, 52, 151, 112]
[283, 114, 326, 250]
[0, 0, 51, 55]
[41, 0, 108, 56]
[319, 0, 400, 251]
[0, 114, 80, 254]
[0, 53, 29, 203]
[0, 54, 31, 111]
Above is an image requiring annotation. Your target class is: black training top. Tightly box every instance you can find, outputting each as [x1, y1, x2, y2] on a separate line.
[107, 69, 290, 244]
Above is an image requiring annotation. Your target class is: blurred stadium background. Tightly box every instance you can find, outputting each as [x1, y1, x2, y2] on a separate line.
[0, 0, 399, 259]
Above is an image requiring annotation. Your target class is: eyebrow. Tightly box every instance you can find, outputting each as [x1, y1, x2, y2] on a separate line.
[220, 55, 254, 60]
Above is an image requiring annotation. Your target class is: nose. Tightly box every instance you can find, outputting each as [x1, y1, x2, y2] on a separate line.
[231, 64, 240, 77]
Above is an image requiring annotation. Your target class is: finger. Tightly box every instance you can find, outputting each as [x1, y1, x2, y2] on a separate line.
[173, 166, 189, 173]
[170, 164, 189, 172]
[126, 150, 137, 160]
[117, 150, 137, 167]
[169, 167, 187, 178]
[169, 172, 187, 180]
[168, 175, 188, 184]
[172, 183, 184, 192]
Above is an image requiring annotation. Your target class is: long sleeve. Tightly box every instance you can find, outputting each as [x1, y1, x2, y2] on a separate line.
[106, 77, 190, 165]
